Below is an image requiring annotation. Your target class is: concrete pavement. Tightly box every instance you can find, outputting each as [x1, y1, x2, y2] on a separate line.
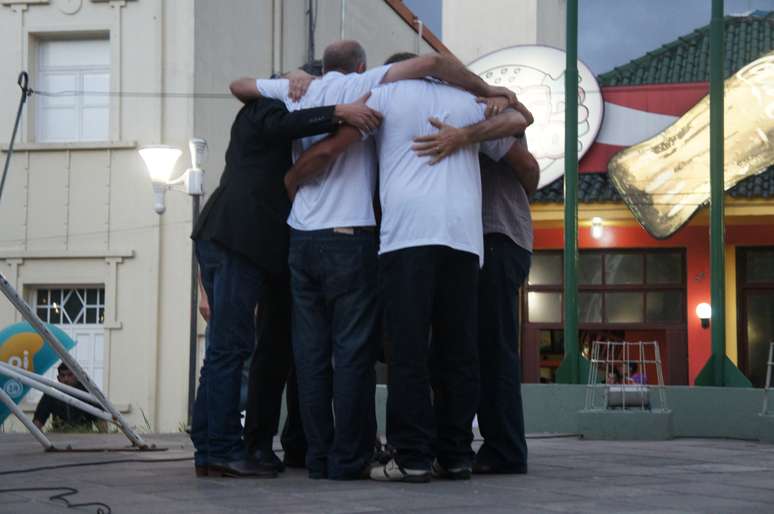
[1, 433, 773, 513]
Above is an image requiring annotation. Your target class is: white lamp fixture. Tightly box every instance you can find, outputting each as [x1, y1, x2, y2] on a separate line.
[139, 140, 207, 215]
[139, 145, 183, 214]
[591, 217, 604, 239]
[696, 302, 712, 329]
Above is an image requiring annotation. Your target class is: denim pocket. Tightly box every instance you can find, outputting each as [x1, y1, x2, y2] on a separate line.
[324, 238, 377, 298]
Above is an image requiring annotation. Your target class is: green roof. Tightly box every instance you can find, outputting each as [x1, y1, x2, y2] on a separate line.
[531, 167, 774, 204]
[599, 11, 774, 86]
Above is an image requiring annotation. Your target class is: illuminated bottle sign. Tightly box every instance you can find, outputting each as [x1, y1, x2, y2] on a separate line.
[609, 50, 774, 239]
[468, 45, 604, 189]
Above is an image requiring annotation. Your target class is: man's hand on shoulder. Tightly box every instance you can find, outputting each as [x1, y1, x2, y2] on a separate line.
[483, 85, 519, 109]
[412, 117, 471, 165]
[285, 69, 316, 101]
[476, 96, 511, 118]
[334, 93, 383, 133]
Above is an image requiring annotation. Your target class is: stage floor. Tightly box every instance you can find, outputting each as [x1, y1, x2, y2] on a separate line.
[1, 433, 773, 513]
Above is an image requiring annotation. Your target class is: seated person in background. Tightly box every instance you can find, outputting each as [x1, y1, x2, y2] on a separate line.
[33, 363, 102, 432]
[606, 366, 623, 385]
[627, 363, 647, 384]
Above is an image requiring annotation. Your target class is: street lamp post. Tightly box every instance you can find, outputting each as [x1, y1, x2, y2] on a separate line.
[139, 139, 207, 425]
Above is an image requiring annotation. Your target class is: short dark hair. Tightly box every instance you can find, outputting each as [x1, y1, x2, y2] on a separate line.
[300, 60, 323, 77]
[323, 40, 367, 74]
[384, 52, 418, 65]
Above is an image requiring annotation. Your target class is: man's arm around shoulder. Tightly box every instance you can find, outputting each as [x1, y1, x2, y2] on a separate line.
[500, 138, 540, 195]
[230, 78, 262, 103]
[382, 53, 517, 104]
[284, 126, 362, 200]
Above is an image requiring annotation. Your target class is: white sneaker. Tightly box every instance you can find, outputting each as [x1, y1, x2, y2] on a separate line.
[369, 458, 430, 483]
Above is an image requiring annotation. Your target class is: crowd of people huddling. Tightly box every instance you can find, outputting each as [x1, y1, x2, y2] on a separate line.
[190, 39, 540, 483]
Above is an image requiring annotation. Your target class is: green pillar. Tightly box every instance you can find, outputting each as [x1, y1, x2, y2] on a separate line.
[556, 0, 588, 384]
[695, 0, 750, 387]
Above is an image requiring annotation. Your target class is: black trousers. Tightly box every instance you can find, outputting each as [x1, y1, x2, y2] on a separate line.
[380, 245, 480, 470]
[476, 233, 531, 470]
[243, 272, 306, 458]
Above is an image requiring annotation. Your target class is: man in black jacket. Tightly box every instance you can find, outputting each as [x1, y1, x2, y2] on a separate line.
[190, 95, 380, 478]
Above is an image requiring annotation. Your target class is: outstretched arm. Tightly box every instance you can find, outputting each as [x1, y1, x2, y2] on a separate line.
[412, 110, 530, 164]
[230, 78, 261, 103]
[231, 68, 316, 103]
[259, 95, 381, 141]
[284, 126, 362, 200]
[382, 53, 517, 104]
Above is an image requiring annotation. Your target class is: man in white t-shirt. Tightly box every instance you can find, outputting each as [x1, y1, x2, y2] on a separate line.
[283, 53, 532, 482]
[229, 41, 518, 480]
[412, 103, 539, 476]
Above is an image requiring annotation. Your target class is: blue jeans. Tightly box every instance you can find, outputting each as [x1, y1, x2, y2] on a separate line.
[289, 228, 379, 479]
[191, 239, 266, 465]
[202, 325, 250, 414]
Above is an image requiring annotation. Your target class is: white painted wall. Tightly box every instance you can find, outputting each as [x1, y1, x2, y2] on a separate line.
[1, 0, 439, 434]
[442, 0, 566, 65]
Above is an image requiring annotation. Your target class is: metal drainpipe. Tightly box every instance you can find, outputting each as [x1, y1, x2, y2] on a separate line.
[340, 0, 346, 39]
[416, 19, 424, 54]
[307, 0, 315, 64]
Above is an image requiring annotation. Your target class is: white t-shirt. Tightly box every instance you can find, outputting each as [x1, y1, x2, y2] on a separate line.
[367, 79, 514, 266]
[255, 64, 392, 231]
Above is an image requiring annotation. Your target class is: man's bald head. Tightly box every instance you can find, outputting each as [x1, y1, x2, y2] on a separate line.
[323, 40, 367, 74]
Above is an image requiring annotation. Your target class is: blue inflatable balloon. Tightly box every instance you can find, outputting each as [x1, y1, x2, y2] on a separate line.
[0, 322, 76, 424]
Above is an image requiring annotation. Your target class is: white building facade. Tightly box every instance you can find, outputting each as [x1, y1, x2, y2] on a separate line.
[442, 0, 566, 64]
[0, 0, 440, 433]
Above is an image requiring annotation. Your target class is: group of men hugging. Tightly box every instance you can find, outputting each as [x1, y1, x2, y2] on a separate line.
[190, 39, 539, 483]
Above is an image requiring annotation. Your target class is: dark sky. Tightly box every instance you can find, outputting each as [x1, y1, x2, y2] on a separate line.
[404, 0, 774, 74]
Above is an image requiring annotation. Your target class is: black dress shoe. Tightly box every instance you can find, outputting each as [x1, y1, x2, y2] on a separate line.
[432, 460, 471, 480]
[195, 464, 208, 477]
[283, 450, 306, 469]
[252, 448, 285, 473]
[207, 458, 277, 478]
[472, 459, 527, 475]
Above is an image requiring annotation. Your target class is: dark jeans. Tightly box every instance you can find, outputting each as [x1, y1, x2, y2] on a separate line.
[191, 239, 266, 465]
[380, 246, 480, 471]
[476, 233, 531, 470]
[289, 228, 379, 479]
[243, 273, 307, 459]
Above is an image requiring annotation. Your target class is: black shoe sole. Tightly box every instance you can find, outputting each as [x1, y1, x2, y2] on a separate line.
[400, 474, 431, 483]
[207, 466, 277, 478]
[441, 470, 471, 480]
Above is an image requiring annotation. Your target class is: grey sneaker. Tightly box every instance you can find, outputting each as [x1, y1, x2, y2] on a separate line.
[431, 459, 472, 480]
[369, 458, 430, 483]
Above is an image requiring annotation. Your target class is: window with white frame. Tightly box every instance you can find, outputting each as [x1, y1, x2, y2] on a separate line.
[30, 287, 107, 398]
[36, 38, 110, 143]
